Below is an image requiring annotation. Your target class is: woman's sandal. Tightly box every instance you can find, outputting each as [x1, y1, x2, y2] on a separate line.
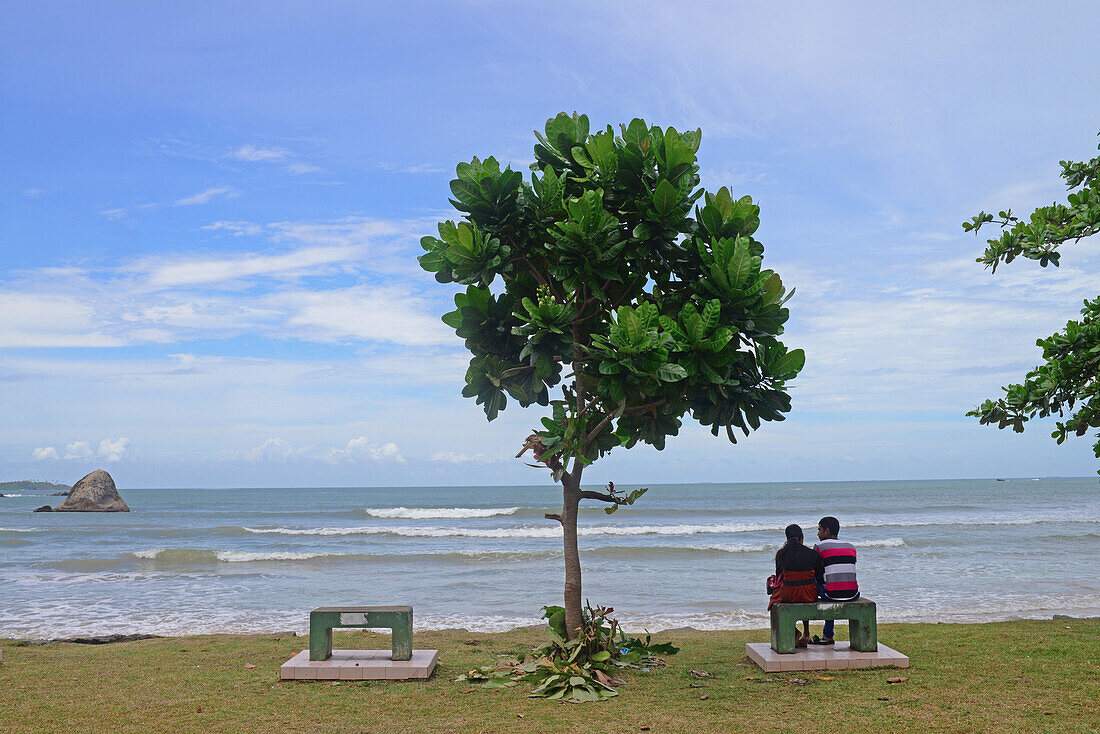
[808, 635, 835, 645]
[794, 632, 808, 648]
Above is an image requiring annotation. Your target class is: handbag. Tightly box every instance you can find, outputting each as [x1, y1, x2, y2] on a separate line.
[766, 573, 782, 595]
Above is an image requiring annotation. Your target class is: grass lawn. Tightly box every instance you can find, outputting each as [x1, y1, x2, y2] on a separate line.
[2, 618, 1097, 733]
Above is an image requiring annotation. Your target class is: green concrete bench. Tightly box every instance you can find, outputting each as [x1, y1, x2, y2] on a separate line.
[309, 606, 413, 661]
[770, 598, 877, 654]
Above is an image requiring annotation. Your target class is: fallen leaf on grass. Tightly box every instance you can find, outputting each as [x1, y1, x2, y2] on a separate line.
[689, 683, 705, 689]
[460, 688, 475, 694]
[689, 669, 711, 678]
[877, 697, 889, 701]
[196, 708, 203, 713]
[516, 714, 525, 718]
[886, 677, 909, 684]
[787, 678, 807, 686]
[640, 727, 650, 731]
[699, 694, 709, 701]
[244, 664, 257, 669]
[743, 676, 756, 681]
[815, 676, 833, 681]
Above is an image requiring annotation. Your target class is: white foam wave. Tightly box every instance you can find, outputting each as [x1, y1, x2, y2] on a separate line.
[0, 493, 29, 497]
[588, 537, 907, 556]
[0, 527, 41, 532]
[242, 522, 786, 538]
[130, 548, 344, 563]
[706, 537, 905, 553]
[364, 506, 519, 519]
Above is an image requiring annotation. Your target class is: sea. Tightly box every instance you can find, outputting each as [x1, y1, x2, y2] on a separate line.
[2, 478, 1098, 639]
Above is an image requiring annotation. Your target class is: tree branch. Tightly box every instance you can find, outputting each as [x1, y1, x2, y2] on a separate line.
[621, 398, 666, 416]
[612, 273, 647, 309]
[579, 490, 615, 503]
[583, 412, 615, 448]
[517, 256, 549, 289]
[545, 513, 563, 524]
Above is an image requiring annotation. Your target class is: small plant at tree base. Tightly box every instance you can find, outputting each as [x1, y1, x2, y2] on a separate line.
[421, 112, 804, 638]
[455, 601, 679, 702]
[963, 132, 1100, 471]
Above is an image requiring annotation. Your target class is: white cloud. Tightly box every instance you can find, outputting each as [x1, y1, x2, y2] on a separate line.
[201, 221, 262, 237]
[229, 145, 319, 174]
[174, 186, 235, 206]
[229, 145, 289, 162]
[276, 285, 454, 346]
[325, 437, 405, 463]
[99, 203, 158, 220]
[97, 438, 130, 462]
[23, 188, 46, 198]
[244, 437, 296, 462]
[243, 437, 404, 464]
[32, 447, 59, 461]
[286, 162, 321, 175]
[0, 294, 125, 348]
[378, 162, 445, 175]
[138, 244, 364, 287]
[430, 451, 506, 464]
[64, 441, 93, 460]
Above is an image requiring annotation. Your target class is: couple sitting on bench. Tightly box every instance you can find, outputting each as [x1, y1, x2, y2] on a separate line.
[767, 516, 858, 647]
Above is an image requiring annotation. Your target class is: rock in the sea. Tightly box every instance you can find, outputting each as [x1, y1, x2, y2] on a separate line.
[54, 470, 130, 512]
[50, 491, 70, 496]
[33, 505, 52, 512]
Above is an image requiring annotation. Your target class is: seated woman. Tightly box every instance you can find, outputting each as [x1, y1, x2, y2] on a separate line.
[769, 523, 820, 647]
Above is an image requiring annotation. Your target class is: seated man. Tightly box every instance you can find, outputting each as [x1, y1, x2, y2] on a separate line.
[811, 515, 859, 644]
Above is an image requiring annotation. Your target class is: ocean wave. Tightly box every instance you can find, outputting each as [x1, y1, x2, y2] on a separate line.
[0, 493, 30, 498]
[0, 527, 41, 533]
[363, 507, 520, 519]
[241, 522, 789, 538]
[130, 548, 346, 563]
[45, 547, 564, 569]
[589, 537, 906, 557]
[243, 512, 1094, 536]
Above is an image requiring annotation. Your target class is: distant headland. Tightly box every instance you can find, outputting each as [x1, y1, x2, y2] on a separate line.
[0, 480, 72, 492]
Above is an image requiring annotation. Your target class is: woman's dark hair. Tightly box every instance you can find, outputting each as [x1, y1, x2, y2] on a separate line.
[784, 523, 803, 545]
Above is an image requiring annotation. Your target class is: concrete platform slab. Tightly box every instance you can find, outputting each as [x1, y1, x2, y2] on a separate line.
[280, 649, 439, 681]
[746, 641, 908, 673]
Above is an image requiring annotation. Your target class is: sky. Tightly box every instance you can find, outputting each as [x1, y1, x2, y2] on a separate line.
[2, 1, 1099, 488]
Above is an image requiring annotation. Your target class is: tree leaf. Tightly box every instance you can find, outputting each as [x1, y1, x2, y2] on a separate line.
[653, 179, 678, 217]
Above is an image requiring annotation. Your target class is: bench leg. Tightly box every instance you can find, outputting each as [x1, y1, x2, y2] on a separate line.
[391, 618, 412, 661]
[850, 613, 878, 652]
[310, 611, 339, 661]
[770, 608, 796, 654]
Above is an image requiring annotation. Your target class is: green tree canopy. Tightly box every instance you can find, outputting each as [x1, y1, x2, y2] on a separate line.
[963, 133, 1100, 472]
[420, 113, 804, 635]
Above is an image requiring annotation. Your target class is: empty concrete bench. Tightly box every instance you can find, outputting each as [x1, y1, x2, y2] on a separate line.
[310, 605, 412, 661]
[770, 598, 877, 654]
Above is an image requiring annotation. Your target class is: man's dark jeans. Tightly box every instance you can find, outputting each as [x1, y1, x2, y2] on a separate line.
[816, 580, 860, 639]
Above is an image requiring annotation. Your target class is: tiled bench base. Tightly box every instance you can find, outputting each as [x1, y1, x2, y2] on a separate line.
[280, 649, 438, 680]
[746, 641, 909, 672]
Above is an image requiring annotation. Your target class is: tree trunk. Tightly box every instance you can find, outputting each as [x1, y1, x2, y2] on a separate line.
[560, 469, 583, 639]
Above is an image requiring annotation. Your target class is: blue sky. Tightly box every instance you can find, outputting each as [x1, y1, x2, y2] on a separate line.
[2, 2, 1099, 488]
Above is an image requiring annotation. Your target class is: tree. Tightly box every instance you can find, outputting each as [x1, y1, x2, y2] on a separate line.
[963, 133, 1100, 473]
[420, 113, 804, 637]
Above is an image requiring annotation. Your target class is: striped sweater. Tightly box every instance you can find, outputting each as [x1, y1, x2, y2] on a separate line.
[814, 538, 858, 599]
